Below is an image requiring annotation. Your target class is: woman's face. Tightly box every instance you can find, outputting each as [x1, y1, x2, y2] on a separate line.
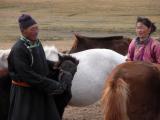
[22, 24, 39, 42]
[136, 22, 151, 39]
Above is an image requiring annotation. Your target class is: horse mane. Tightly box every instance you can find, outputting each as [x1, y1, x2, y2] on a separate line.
[58, 54, 79, 66]
[101, 66, 129, 120]
[70, 33, 79, 51]
[101, 61, 160, 120]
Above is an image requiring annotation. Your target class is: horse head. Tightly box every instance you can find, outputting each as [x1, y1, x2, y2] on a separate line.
[44, 45, 79, 80]
[58, 54, 79, 66]
[57, 54, 79, 76]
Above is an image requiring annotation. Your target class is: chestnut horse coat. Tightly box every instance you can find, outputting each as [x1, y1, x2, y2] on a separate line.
[69, 33, 131, 55]
[102, 61, 160, 120]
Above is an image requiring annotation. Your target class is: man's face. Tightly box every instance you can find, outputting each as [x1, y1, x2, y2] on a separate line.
[22, 24, 39, 41]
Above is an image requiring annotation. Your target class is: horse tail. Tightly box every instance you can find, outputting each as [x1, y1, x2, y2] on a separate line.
[101, 78, 129, 120]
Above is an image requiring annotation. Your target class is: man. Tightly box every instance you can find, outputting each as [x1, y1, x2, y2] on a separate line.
[7, 14, 69, 120]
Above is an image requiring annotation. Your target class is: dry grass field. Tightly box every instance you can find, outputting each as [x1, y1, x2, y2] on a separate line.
[0, 0, 159, 42]
[0, 0, 160, 119]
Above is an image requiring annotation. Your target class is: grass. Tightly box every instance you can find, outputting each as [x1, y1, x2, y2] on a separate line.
[0, 0, 159, 41]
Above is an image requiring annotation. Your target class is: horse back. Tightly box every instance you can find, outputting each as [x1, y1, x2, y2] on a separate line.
[117, 62, 160, 120]
[69, 33, 131, 55]
[102, 61, 160, 120]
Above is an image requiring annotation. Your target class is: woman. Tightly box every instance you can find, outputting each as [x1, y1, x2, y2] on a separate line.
[126, 17, 160, 64]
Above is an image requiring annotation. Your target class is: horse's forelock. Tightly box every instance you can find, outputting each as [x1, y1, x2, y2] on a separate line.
[59, 54, 79, 66]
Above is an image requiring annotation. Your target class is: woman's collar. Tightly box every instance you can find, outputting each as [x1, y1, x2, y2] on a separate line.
[135, 36, 150, 45]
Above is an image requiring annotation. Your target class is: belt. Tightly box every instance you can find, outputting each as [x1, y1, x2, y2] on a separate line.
[12, 80, 31, 87]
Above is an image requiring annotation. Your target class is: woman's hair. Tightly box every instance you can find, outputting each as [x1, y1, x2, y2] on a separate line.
[136, 16, 157, 34]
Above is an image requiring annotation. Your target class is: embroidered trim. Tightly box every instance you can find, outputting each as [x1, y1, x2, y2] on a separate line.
[20, 36, 40, 67]
[20, 36, 40, 49]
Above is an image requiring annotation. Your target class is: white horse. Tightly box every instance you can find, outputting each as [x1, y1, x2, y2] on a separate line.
[44, 46, 126, 106]
[0, 46, 125, 106]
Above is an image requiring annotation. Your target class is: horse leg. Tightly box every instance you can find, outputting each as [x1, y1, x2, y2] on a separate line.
[54, 86, 72, 119]
[101, 78, 129, 120]
[48, 69, 72, 119]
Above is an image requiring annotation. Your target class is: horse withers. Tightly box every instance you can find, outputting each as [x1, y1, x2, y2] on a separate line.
[101, 61, 160, 120]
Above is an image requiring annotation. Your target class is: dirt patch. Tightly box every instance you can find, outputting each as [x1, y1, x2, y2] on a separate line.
[64, 101, 103, 120]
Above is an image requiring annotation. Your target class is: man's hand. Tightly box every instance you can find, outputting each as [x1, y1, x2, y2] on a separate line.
[48, 82, 66, 95]
[59, 60, 78, 76]
[58, 70, 73, 87]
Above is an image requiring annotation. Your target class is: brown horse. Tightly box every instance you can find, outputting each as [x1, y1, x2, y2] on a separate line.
[69, 33, 132, 55]
[101, 61, 160, 120]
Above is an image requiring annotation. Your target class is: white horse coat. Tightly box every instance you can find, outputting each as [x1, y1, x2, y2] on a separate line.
[45, 47, 126, 106]
[0, 46, 125, 106]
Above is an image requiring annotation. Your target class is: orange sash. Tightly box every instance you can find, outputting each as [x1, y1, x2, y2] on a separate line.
[12, 80, 30, 87]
